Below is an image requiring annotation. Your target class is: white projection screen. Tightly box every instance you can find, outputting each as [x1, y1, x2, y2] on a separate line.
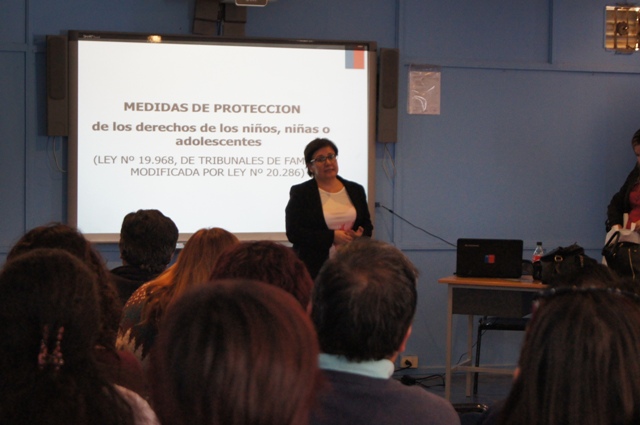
[67, 31, 377, 242]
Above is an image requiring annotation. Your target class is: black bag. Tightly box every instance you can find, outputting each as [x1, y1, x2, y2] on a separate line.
[533, 243, 597, 285]
[602, 231, 640, 280]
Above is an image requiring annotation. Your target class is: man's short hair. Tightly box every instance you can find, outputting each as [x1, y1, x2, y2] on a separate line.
[311, 238, 418, 362]
[119, 209, 179, 274]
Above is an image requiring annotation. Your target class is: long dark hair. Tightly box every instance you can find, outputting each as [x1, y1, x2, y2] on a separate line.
[498, 287, 640, 425]
[0, 248, 134, 424]
[7, 223, 122, 349]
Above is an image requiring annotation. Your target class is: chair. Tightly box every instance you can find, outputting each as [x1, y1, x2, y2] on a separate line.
[473, 316, 529, 395]
[472, 260, 534, 395]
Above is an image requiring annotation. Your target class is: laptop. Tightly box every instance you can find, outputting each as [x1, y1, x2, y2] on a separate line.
[456, 238, 523, 278]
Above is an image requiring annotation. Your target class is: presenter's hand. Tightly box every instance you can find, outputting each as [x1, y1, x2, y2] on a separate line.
[346, 226, 364, 239]
[334, 230, 354, 246]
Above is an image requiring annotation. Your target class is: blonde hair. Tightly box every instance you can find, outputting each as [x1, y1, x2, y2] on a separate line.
[141, 228, 239, 327]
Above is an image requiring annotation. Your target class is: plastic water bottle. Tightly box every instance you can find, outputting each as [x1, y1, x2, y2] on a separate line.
[532, 242, 544, 262]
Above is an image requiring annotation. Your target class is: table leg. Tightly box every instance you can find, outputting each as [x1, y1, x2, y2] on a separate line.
[465, 314, 473, 397]
[445, 285, 453, 401]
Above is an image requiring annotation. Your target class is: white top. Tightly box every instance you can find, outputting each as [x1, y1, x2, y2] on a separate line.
[318, 353, 394, 379]
[319, 187, 356, 257]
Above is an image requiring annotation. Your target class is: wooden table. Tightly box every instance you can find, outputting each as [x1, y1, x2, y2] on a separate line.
[438, 275, 546, 400]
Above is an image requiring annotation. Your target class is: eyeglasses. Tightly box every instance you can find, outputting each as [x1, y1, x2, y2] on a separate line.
[310, 153, 337, 164]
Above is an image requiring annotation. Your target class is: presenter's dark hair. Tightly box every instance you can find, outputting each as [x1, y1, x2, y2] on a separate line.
[150, 279, 320, 425]
[210, 240, 313, 308]
[0, 248, 134, 425]
[119, 209, 179, 274]
[311, 238, 418, 361]
[498, 286, 640, 425]
[7, 222, 121, 349]
[304, 138, 338, 177]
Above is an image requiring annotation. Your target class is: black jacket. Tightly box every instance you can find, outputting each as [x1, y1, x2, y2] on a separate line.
[285, 176, 373, 278]
[110, 265, 159, 306]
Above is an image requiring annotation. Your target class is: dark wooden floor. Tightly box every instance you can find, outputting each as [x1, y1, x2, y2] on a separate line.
[393, 372, 513, 407]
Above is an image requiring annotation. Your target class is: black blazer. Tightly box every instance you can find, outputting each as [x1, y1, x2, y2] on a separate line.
[285, 176, 373, 279]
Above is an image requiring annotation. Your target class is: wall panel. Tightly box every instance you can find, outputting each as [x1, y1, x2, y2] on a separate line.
[0, 52, 26, 254]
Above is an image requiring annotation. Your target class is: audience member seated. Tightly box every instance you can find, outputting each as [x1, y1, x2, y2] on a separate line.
[0, 248, 158, 425]
[117, 227, 239, 367]
[309, 238, 461, 425]
[149, 279, 320, 425]
[496, 287, 640, 423]
[110, 209, 179, 306]
[210, 240, 314, 309]
[473, 264, 640, 425]
[7, 223, 146, 397]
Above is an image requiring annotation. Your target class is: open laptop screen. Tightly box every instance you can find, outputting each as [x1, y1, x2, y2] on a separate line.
[456, 238, 523, 278]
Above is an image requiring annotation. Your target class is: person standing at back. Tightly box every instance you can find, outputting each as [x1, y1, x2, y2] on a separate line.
[309, 238, 460, 425]
[606, 128, 640, 232]
[110, 209, 179, 306]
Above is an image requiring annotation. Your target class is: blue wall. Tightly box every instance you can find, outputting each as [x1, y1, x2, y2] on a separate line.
[2, 0, 640, 374]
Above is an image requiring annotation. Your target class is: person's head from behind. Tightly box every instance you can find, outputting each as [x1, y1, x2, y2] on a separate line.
[0, 248, 100, 372]
[210, 240, 313, 308]
[170, 227, 239, 290]
[0, 248, 134, 424]
[7, 223, 121, 347]
[311, 238, 419, 361]
[150, 280, 320, 425]
[118, 209, 179, 274]
[143, 227, 240, 327]
[8, 223, 106, 275]
[499, 286, 640, 425]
